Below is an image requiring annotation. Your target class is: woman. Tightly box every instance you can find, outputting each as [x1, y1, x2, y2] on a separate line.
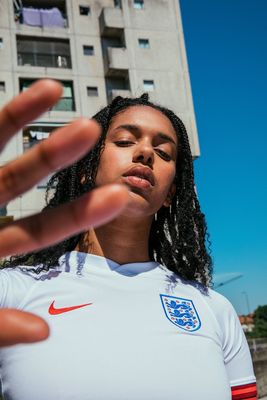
[0, 81, 257, 399]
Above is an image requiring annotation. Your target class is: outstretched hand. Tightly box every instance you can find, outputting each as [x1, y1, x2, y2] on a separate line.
[0, 79, 129, 346]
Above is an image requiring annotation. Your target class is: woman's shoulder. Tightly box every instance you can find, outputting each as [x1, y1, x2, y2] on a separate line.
[205, 287, 237, 313]
[201, 287, 242, 339]
[160, 266, 238, 315]
[0, 265, 38, 308]
[0, 261, 62, 308]
[156, 264, 237, 313]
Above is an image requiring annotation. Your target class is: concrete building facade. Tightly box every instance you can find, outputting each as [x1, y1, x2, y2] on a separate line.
[0, 0, 199, 219]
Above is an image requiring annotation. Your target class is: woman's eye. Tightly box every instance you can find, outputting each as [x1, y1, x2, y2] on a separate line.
[156, 149, 172, 161]
[114, 140, 134, 146]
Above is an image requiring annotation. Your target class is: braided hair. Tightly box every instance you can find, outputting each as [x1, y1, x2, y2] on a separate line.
[3, 94, 213, 287]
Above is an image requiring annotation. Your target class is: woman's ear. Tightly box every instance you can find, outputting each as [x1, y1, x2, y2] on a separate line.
[163, 183, 176, 207]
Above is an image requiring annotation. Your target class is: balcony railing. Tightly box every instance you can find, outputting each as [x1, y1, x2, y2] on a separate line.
[107, 89, 131, 103]
[99, 7, 124, 36]
[104, 47, 129, 77]
[17, 52, 71, 68]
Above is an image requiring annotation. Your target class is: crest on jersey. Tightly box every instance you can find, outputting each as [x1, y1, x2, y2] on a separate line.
[160, 294, 201, 332]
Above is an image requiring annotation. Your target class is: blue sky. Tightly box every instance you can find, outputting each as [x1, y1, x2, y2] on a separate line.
[179, 0, 267, 314]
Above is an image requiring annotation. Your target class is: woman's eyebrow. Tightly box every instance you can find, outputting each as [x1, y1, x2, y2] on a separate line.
[113, 124, 140, 135]
[113, 124, 177, 146]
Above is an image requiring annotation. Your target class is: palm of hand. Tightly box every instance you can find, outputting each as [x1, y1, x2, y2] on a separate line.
[0, 79, 129, 346]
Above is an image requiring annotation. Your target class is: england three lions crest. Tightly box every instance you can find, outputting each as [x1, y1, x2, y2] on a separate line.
[160, 294, 201, 332]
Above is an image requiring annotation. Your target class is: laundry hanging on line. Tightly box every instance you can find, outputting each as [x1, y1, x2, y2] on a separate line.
[22, 7, 65, 28]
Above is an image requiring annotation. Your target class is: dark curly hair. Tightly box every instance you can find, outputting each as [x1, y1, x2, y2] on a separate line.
[3, 94, 213, 287]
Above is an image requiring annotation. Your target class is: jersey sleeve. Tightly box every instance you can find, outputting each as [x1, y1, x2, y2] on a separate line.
[206, 290, 257, 397]
[231, 383, 257, 400]
[0, 268, 35, 308]
[221, 296, 255, 385]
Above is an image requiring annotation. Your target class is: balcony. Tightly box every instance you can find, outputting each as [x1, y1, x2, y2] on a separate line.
[17, 36, 72, 69]
[106, 75, 131, 103]
[99, 7, 124, 37]
[107, 89, 131, 103]
[104, 47, 129, 77]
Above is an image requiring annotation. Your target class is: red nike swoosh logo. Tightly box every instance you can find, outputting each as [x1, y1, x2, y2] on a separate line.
[48, 300, 93, 315]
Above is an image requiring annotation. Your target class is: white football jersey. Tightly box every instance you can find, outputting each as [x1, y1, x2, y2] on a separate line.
[0, 251, 256, 400]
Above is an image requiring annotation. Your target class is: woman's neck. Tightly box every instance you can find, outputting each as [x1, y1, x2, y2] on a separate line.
[76, 215, 153, 265]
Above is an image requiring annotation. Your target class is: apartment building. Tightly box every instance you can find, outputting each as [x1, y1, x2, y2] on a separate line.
[0, 0, 199, 219]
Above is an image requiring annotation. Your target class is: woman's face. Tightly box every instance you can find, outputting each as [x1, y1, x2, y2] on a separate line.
[95, 105, 178, 218]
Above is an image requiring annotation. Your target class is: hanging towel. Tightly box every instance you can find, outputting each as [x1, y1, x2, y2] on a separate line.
[22, 7, 41, 26]
[40, 7, 65, 28]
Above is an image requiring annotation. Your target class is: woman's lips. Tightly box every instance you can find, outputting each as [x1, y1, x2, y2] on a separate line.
[122, 175, 152, 189]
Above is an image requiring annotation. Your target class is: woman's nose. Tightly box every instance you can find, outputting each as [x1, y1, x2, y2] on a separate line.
[132, 143, 154, 167]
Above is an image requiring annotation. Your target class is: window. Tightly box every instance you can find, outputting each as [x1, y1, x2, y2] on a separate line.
[23, 125, 51, 152]
[87, 86, 98, 96]
[143, 80, 154, 91]
[133, 0, 144, 9]
[17, 36, 71, 68]
[54, 81, 75, 111]
[0, 205, 7, 217]
[22, 123, 65, 188]
[0, 38, 3, 49]
[20, 78, 35, 92]
[20, 79, 75, 111]
[138, 38, 149, 49]
[0, 82, 5, 92]
[79, 5, 90, 15]
[114, 0, 122, 8]
[83, 45, 94, 56]
[0, 215, 14, 225]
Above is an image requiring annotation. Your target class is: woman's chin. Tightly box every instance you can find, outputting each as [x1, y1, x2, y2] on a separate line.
[119, 191, 157, 219]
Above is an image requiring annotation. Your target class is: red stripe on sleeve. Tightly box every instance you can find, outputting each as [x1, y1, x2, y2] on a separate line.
[231, 382, 257, 400]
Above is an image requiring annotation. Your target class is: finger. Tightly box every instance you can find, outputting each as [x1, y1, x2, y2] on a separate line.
[0, 79, 63, 151]
[0, 184, 129, 257]
[0, 309, 49, 346]
[0, 118, 101, 205]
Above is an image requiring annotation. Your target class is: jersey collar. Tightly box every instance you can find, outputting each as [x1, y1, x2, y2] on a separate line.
[59, 251, 160, 276]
